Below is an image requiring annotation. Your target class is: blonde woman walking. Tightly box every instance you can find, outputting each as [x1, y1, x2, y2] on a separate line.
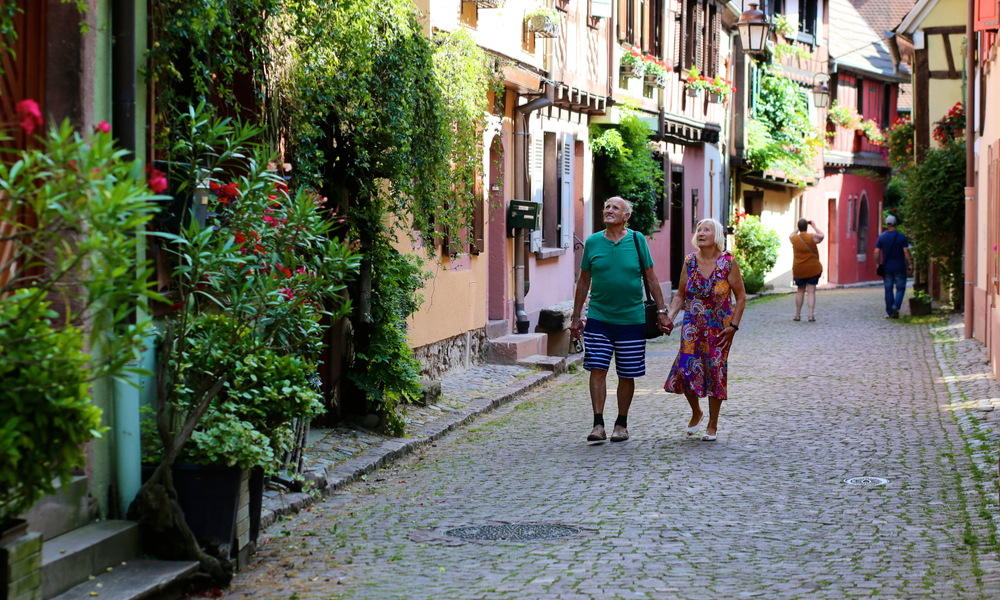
[663, 218, 747, 441]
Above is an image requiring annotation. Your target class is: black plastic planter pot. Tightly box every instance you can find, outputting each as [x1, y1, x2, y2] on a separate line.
[248, 466, 265, 544]
[909, 298, 932, 316]
[141, 463, 243, 559]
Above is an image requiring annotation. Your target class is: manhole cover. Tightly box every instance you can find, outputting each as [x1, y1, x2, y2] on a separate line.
[445, 524, 580, 541]
[844, 477, 889, 486]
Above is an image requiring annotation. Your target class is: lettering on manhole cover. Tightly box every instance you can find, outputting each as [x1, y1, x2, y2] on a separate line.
[445, 524, 580, 541]
[844, 477, 889, 486]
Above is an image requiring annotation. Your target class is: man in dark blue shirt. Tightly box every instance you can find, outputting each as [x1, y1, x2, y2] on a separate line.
[874, 215, 913, 318]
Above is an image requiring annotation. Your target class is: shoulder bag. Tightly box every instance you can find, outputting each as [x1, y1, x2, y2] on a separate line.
[632, 231, 663, 339]
[876, 232, 899, 277]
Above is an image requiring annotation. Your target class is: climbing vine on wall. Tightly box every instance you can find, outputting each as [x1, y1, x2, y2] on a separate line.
[745, 65, 824, 186]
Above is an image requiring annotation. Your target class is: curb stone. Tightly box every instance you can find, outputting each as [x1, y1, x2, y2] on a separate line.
[930, 314, 1000, 593]
[258, 354, 586, 532]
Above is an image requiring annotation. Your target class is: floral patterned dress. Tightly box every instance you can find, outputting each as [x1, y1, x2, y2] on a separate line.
[664, 252, 735, 400]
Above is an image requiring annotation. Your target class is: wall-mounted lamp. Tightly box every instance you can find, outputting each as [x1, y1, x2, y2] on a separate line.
[812, 73, 831, 108]
[737, 2, 770, 54]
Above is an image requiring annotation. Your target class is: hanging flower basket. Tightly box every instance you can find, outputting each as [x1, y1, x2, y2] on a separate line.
[686, 86, 702, 97]
[526, 11, 561, 38]
[645, 73, 667, 88]
[708, 91, 721, 103]
[622, 63, 645, 78]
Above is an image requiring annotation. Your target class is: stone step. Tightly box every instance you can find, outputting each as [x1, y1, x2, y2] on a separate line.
[517, 354, 567, 374]
[42, 521, 141, 599]
[23, 475, 91, 543]
[486, 333, 547, 365]
[485, 319, 509, 339]
[48, 559, 199, 600]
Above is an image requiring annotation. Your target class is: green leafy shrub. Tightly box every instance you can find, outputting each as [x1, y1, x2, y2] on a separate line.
[0, 120, 162, 523]
[590, 104, 663, 236]
[746, 66, 824, 185]
[899, 139, 965, 308]
[733, 216, 780, 294]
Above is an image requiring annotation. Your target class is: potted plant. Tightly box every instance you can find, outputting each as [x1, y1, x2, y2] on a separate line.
[857, 119, 886, 146]
[619, 46, 645, 79]
[525, 7, 561, 38]
[684, 66, 711, 97]
[706, 76, 734, 103]
[0, 113, 161, 543]
[933, 101, 965, 145]
[127, 104, 361, 584]
[909, 290, 933, 316]
[827, 101, 861, 129]
[643, 56, 670, 87]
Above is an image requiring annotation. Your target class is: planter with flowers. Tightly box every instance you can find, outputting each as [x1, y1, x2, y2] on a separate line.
[621, 46, 646, 79]
[706, 76, 735, 103]
[933, 101, 965, 145]
[643, 57, 671, 88]
[827, 101, 861, 129]
[526, 7, 561, 38]
[857, 119, 885, 146]
[684, 66, 712, 97]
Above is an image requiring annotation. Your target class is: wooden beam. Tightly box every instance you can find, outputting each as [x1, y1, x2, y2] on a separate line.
[914, 48, 930, 162]
[942, 33, 958, 77]
[929, 70, 964, 79]
[922, 25, 966, 35]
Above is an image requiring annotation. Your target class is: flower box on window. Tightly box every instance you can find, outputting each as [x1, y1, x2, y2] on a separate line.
[708, 91, 721, 103]
[645, 73, 667, 88]
[526, 9, 561, 38]
[466, 0, 505, 7]
[686, 86, 702, 97]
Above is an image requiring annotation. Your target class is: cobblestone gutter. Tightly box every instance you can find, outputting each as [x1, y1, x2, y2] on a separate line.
[931, 315, 1000, 585]
[258, 360, 582, 533]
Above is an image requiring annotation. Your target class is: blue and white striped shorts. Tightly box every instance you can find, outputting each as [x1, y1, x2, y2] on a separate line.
[582, 318, 646, 379]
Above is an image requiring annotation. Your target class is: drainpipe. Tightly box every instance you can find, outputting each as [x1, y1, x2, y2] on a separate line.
[111, 0, 140, 517]
[513, 86, 554, 334]
[964, 0, 975, 339]
[111, 0, 136, 155]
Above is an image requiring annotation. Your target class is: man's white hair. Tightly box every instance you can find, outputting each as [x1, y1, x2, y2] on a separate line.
[605, 196, 633, 220]
[691, 218, 727, 252]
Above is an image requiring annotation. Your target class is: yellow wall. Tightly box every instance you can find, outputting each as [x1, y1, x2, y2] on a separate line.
[921, 0, 966, 143]
[403, 245, 490, 348]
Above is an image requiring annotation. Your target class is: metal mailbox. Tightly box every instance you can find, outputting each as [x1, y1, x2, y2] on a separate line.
[507, 200, 542, 230]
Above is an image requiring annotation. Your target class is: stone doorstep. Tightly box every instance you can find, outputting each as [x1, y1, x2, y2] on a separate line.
[485, 319, 508, 339]
[257, 368, 560, 532]
[517, 354, 567, 375]
[48, 559, 200, 600]
[23, 475, 91, 543]
[41, 520, 141, 599]
[486, 333, 547, 365]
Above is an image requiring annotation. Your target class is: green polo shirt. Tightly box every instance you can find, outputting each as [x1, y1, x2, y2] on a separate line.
[580, 229, 653, 325]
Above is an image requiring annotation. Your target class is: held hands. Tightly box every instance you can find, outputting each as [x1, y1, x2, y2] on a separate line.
[658, 312, 673, 335]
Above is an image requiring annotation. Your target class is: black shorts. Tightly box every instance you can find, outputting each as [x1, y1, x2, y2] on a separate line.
[794, 274, 821, 287]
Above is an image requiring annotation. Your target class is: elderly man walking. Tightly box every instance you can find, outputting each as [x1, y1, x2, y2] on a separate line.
[570, 197, 670, 442]
[874, 215, 913, 318]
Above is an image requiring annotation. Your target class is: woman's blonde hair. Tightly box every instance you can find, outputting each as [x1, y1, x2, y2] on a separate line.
[691, 218, 727, 252]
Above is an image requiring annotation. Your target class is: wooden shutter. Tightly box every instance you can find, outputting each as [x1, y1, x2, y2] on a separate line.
[975, 0, 1000, 30]
[618, 0, 629, 40]
[712, 3, 721, 77]
[673, 0, 685, 69]
[641, 0, 652, 53]
[694, 0, 705, 73]
[560, 135, 573, 249]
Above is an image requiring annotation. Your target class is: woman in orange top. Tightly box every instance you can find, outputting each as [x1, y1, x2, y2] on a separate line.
[790, 218, 824, 322]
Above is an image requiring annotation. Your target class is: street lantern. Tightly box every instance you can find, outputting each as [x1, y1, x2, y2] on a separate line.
[737, 2, 770, 54]
[811, 73, 831, 108]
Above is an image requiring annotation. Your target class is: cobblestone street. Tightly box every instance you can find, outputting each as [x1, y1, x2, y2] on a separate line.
[227, 288, 1000, 599]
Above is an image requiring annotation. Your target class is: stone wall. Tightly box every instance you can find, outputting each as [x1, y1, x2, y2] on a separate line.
[412, 328, 488, 380]
[2, 532, 42, 600]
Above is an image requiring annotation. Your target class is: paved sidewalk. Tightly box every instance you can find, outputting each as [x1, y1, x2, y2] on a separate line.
[231, 288, 1000, 599]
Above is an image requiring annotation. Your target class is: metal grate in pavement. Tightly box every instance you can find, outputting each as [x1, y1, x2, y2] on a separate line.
[445, 524, 580, 541]
[843, 477, 889, 486]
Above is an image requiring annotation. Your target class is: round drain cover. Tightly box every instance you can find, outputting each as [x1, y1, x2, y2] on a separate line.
[844, 477, 889, 486]
[445, 524, 580, 541]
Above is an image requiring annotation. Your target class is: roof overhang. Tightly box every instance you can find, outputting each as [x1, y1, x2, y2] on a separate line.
[896, 0, 941, 37]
